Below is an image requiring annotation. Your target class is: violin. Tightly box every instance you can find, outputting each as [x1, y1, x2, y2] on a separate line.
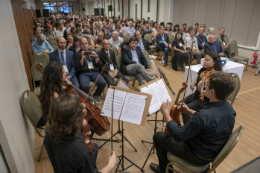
[164, 82, 187, 134]
[199, 68, 214, 101]
[83, 118, 93, 151]
[35, 62, 110, 136]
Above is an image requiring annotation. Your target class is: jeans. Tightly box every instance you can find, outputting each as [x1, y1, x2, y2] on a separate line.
[159, 41, 169, 64]
[70, 75, 80, 88]
[78, 72, 107, 96]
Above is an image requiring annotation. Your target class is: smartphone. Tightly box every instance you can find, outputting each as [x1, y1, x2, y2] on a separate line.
[84, 51, 92, 56]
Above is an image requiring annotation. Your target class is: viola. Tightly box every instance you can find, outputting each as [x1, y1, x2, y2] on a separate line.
[199, 68, 215, 101]
[83, 118, 93, 151]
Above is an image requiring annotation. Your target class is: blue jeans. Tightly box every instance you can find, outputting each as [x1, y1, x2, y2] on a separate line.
[70, 75, 80, 88]
[78, 72, 107, 96]
[159, 41, 169, 64]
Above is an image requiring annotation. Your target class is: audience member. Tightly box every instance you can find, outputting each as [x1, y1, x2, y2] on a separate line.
[66, 33, 74, 49]
[182, 23, 188, 33]
[121, 38, 153, 86]
[173, 24, 180, 35]
[90, 27, 97, 41]
[156, 26, 171, 67]
[216, 27, 229, 57]
[75, 27, 82, 36]
[107, 24, 115, 36]
[44, 25, 56, 39]
[32, 34, 54, 54]
[120, 21, 127, 33]
[74, 37, 106, 103]
[82, 25, 91, 36]
[152, 25, 160, 41]
[109, 31, 123, 48]
[63, 29, 70, 40]
[97, 24, 103, 33]
[103, 29, 110, 39]
[70, 27, 76, 35]
[49, 37, 79, 88]
[126, 21, 135, 37]
[172, 31, 188, 71]
[84, 35, 95, 49]
[143, 21, 153, 34]
[199, 24, 207, 36]
[206, 27, 215, 40]
[95, 32, 104, 48]
[31, 27, 41, 42]
[153, 22, 158, 32]
[185, 29, 202, 64]
[98, 40, 129, 86]
[69, 35, 81, 54]
[118, 32, 131, 54]
[194, 23, 199, 35]
[150, 20, 154, 29]
[165, 25, 174, 37]
[115, 25, 123, 37]
[196, 27, 208, 53]
[204, 35, 224, 57]
[56, 23, 65, 37]
[134, 30, 151, 54]
[64, 22, 71, 30]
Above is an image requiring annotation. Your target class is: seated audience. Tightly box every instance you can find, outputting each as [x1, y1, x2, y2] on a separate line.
[194, 23, 199, 35]
[64, 22, 70, 30]
[165, 24, 174, 37]
[84, 35, 95, 49]
[156, 26, 171, 67]
[204, 35, 224, 56]
[75, 27, 82, 36]
[98, 40, 129, 86]
[49, 37, 79, 88]
[69, 35, 81, 54]
[63, 29, 70, 40]
[143, 21, 153, 35]
[103, 29, 111, 39]
[196, 27, 208, 53]
[153, 22, 158, 32]
[44, 25, 56, 39]
[173, 24, 180, 36]
[109, 31, 124, 48]
[182, 23, 188, 33]
[120, 21, 127, 33]
[216, 27, 229, 57]
[31, 27, 41, 42]
[70, 27, 76, 35]
[44, 93, 117, 173]
[134, 30, 151, 54]
[151, 70, 235, 173]
[152, 25, 160, 40]
[82, 25, 91, 36]
[107, 24, 115, 36]
[150, 20, 155, 30]
[126, 21, 135, 37]
[172, 31, 188, 71]
[95, 32, 104, 48]
[206, 27, 215, 40]
[97, 24, 103, 33]
[121, 38, 153, 86]
[115, 25, 123, 37]
[32, 34, 54, 54]
[117, 32, 131, 54]
[185, 29, 202, 64]
[74, 37, 106, 103]
[198, 24, 207, 36]
[66, 33, 74, 49]
[90, 27, 98, 41]
[55, 23, 65, 37]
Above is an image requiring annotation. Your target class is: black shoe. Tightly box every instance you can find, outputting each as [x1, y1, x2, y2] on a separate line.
[93, 95, 101, 104]
[163, 64, 167, 67]
[201, 164, 210, 173]
[150, 163, 161, 173]
[173, 68, 178, 71]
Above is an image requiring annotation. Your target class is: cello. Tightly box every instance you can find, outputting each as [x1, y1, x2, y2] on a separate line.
[35, 62, 110, 136]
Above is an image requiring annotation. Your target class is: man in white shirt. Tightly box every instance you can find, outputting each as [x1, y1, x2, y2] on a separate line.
[126, 21, 135, 37]
[120, 21, 127, 33]
[185, 29, 202, 64]
[109, 31, 123, 48]
[56, 23, 65, 37]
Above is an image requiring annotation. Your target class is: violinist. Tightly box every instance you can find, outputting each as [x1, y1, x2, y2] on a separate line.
[44, 93, 117, 173]
[36, 62, 94, 139]
[151, 71, 236, 173]
[183, 51, 222, 123]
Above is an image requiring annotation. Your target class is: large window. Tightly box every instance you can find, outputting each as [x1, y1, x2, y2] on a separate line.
[43, 1, 73, 14]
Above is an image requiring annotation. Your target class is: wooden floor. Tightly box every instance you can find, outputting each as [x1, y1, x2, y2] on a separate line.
[34, 61, 260, 173]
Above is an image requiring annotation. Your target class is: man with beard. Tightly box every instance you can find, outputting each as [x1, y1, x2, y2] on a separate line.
[49, 37, 80, 88]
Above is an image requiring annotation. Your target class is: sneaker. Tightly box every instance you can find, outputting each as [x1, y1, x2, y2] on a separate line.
[93, 95, 101, 104]
[88, 96, 94, 104]
[150, 163, 161, 173]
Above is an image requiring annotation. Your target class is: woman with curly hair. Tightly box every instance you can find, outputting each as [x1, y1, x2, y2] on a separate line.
[44, 93, 117, 173]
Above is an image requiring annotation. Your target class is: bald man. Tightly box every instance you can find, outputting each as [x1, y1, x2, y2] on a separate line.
[49, 37, 80, 88]
[98, 40, 129, 86]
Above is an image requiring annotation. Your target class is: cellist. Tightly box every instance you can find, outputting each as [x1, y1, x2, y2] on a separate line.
[183, 51, 222, 123]
[44, 93, 117, 173]
[36, 62, 95, 139]
[150, 71, 236, 173]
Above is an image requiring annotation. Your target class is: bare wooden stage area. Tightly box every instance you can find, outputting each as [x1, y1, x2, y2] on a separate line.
[34, 61, 260, 173]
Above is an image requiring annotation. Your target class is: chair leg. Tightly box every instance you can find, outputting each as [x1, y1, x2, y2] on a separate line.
[132, 80, 136, 87]
[245, 60, 248, 71]
[38, 140, 45, 162]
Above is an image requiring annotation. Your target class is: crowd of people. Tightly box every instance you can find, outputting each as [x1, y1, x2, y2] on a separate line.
[32, 14, 236, 173]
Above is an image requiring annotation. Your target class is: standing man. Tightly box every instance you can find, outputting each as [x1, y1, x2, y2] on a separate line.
[98, 40, 129, 86]
[216, 27, 229, 57]
[126, 21, 135, 37]
[156, 26, 171, 67]
[55, 23, 65, 37]
[121, 38, 153, 86]
[196, 27, 208, 56]
[134, 30, 151, 54]
[185, 29, 202, 64]
[49, 37, 80, 88]
[74, 37, 107, 103]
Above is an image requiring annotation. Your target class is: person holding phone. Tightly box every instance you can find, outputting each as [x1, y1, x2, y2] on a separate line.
[74, 37, 107, 103]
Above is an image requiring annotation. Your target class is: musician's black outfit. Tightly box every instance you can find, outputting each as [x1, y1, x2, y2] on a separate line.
[153, 100, 236, 173]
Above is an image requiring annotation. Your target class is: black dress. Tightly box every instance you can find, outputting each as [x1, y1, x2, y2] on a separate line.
[171, 39, 188, 70]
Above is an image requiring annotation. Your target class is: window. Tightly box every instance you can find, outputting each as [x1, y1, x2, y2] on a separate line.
[43, 1, 73, 14]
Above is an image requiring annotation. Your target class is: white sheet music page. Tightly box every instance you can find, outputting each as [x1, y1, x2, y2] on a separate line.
[156, 79, 172, 103]
[120, 93, 147, 125]
[117, 80, 129, 90]
[140, 82, 160, 115]
[101, 88, 127, 120]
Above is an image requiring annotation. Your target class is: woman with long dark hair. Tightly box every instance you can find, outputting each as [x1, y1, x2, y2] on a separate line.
[173, 24, 180, 35]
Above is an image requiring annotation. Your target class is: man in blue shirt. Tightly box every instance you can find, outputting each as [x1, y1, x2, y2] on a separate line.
[82, 25, 91, 36]
[196, 27, 208, 56]
[32, 34, 54, 54]
[150, 71, 236, 173]
[107, 24, 115, 36]
[126, 21, 135, 37]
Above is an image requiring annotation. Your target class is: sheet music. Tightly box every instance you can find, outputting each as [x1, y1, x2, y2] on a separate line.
[120, 93, 147, 125]
[117, 80, 129, 90]
[101, 88, 127, 119]
[140, 79, 172, 115]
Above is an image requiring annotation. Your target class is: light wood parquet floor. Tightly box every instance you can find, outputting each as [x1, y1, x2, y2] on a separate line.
[34, 61, 260, 173]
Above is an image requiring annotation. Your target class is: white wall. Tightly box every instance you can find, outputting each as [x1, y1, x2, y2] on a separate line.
[0, 0, 35, 173]
[142, 0, 156, 22]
